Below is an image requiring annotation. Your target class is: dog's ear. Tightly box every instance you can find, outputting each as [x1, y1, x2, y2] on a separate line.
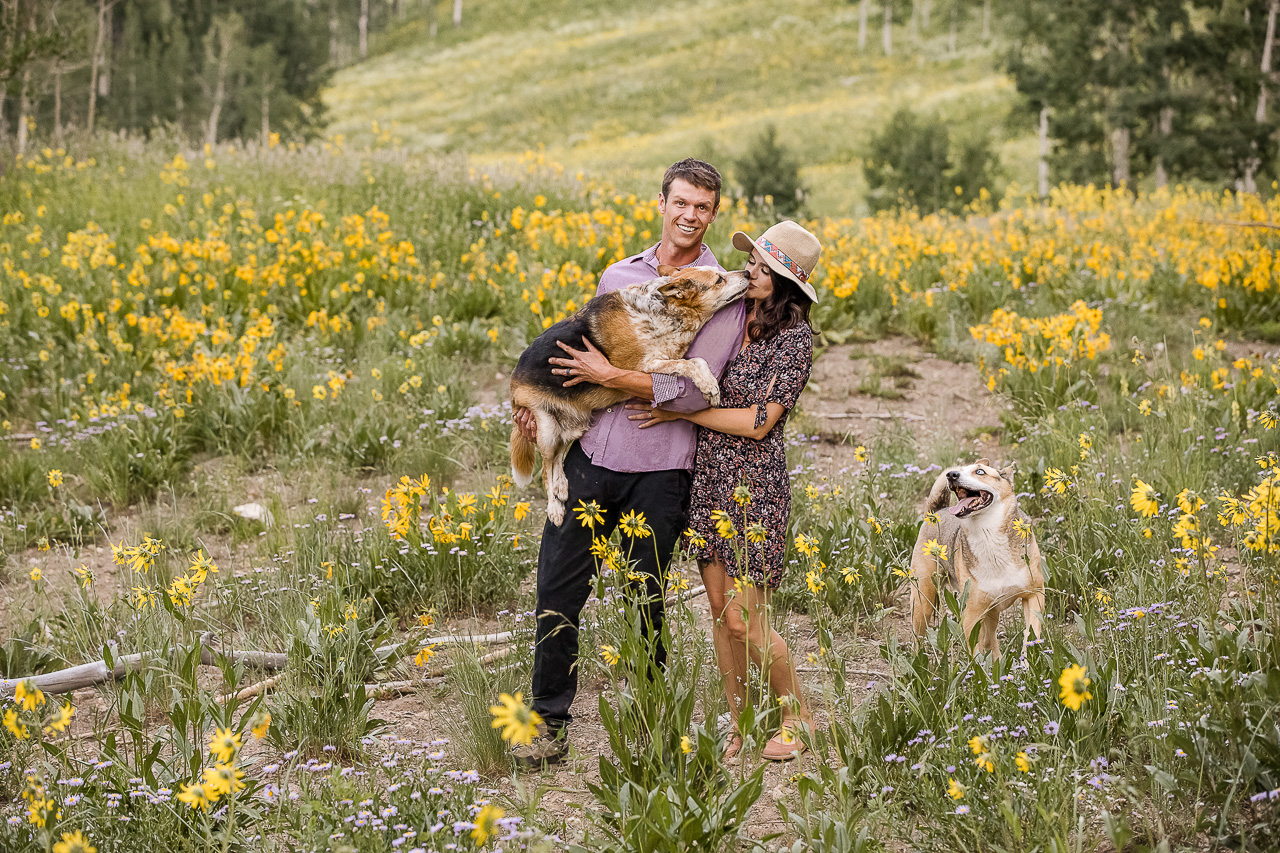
[925, 472, 952, 514]
[657, 275, 690, 298]
[975, 457, 992, 467]
[999, 463, 1016, 484]
[656, 264, 679, 277]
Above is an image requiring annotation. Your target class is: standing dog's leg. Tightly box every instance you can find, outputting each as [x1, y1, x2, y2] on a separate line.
[981, 606, 1002, 660]
[961, 584, 1001, 658]
[1022, 536, 1046, 649]
[909, 548, 938, 639]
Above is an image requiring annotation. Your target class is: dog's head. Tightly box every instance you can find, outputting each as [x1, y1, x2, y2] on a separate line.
[937, 458, 1016, 520]
[651, 265, 750, 317]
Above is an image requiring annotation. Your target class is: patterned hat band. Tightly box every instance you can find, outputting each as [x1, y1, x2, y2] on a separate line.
[756, 237, 809, 283]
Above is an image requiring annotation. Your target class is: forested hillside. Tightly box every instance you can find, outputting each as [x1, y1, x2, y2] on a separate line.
[4, 2, 1277, 213]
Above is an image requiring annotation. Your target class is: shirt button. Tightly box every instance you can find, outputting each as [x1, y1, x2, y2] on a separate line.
[606, 407, 613, 413]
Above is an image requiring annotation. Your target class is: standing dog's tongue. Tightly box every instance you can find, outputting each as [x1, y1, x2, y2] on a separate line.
[948, 495, 983, 516]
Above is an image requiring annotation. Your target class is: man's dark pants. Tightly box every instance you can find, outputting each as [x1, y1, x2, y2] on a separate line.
[530, 442, 690, 732]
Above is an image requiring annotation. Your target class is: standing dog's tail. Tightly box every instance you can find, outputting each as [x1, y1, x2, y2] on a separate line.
[511, 426, 536, 488]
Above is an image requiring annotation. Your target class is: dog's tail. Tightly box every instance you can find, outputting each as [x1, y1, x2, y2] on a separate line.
[925, 472, 952, 514]
[511, 426, 536, 488]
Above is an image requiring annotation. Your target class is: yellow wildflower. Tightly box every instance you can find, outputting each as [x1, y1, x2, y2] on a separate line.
[1058, 663, 1092, 711]
[489, 692, 542, 745]
[1130, 480, 1159, 517]
[52, 831, 96, 853]
[15, 680, 44, 711]
[208, 726, 241, 763]
[574, 500, 605, 530]
[472, 804, 505, 845]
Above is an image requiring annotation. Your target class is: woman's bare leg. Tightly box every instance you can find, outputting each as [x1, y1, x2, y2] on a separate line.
[700, 559, 749, 724]
[724, 583, 812, 728]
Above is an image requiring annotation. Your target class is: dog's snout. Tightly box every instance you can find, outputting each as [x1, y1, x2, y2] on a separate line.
[946, 470, 960, 482]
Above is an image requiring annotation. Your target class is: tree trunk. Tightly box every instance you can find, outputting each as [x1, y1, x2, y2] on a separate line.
[329, 2, 340, 65]
[1038, 106, 1049, 198]
[261, 87, 270, 145]
[981, 0, 991, 41]
[949, 3, 957, 53]
[1258, 0, 1277, 124]
[859, 0, 869, 50]
[1111, 126, 1130, 188]
[454, 0, 462, 27]
[359, 0, 369, 60]
[1154, 65, 1173, 190]
[205, 20, 238, 146]
[921, 0, 931, 31]
[88, 0, 110, 133]
[53, 60, 63, 140]
[883, 2, 893, 57]
[15, 64, 30, 155]
[1246, 0, 1278, 193]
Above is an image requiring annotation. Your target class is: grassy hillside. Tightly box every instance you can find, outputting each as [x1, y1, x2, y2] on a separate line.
[325, 0, 1033, 215]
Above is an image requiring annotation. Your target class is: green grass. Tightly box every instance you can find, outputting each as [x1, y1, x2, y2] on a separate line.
[328, 0, 1029, 215]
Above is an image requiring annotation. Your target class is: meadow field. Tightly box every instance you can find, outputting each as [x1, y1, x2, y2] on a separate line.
[327, 0, 1030, 217]
[0, 132, 1279, 853]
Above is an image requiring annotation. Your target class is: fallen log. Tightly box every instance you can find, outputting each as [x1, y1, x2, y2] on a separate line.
[0, 652, 155, 697]
[216, 674, 284, 706]
[665, 584, 707, 607]
[4, 631, 519, 698]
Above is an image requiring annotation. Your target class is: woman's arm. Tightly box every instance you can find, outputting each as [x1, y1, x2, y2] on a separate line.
[629, 401, 787, 440]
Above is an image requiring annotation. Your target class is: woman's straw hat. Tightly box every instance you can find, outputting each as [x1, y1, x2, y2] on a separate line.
[732, 220, 822, 302]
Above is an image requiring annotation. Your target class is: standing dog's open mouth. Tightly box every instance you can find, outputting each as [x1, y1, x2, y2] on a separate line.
[948, 484, 993, 517]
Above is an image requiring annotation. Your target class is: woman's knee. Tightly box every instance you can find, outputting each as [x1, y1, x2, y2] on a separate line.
[721, 607, 751, 643]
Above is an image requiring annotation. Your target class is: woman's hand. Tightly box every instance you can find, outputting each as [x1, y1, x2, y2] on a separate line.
[549, 337, 617, 387]
[627, 403, 685, 429]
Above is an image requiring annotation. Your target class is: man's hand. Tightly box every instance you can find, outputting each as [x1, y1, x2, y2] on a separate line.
[550, 338, 617, 387]
[626, 402, 684, 430]
[513, 406, 537, 442]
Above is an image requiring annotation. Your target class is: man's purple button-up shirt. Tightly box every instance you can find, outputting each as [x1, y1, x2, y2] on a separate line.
[577, 242, 747, 473]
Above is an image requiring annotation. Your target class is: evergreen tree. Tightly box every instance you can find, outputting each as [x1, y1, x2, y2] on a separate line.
[735, 124, 807, 218]
[863, 108, 997, 213]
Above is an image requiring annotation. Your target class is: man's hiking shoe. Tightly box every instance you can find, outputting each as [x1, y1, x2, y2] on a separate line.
[511, 725, 568, 769]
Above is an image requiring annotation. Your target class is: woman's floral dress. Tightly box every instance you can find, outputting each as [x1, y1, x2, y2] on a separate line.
[687, 321, 813, 588]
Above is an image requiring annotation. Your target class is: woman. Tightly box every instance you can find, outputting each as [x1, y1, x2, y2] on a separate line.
[631, 220, 820, 761]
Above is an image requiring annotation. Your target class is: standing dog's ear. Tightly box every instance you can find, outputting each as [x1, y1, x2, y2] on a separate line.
[656, 264, 679, 277]
[925, 472, 953, 514]
[1000, 463, 1016, 484]
[975, 457, 993, 467]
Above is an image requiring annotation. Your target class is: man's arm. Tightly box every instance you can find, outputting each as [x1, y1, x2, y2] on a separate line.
[548, 338, 654, 400]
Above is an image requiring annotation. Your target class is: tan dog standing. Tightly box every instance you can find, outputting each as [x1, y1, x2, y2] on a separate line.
[909, 459, 1045, 657]
[510, 265, 749, 525]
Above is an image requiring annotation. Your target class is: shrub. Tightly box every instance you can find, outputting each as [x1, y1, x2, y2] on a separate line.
[735, 124, 807, 218]
[863, 108, 997, 213]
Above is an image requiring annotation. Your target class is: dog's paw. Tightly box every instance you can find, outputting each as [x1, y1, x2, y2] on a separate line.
[705, 389, 721, 407]
[547, 499, 565, 526]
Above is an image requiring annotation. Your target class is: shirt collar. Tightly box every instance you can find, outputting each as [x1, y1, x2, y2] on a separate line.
[640, 242, 714, 273]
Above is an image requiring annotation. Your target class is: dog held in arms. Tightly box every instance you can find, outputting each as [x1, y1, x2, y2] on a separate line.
[510, 265, 749, 525]
[909, 459, 1045, 657]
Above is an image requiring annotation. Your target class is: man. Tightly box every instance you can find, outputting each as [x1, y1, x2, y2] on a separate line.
[510, 158, 747, 767]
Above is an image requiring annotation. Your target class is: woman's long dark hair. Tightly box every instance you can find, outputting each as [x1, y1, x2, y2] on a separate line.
[747, 272, 811, 342]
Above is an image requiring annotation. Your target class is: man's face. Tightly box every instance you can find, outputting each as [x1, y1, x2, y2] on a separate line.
[657, 178, 719, 256]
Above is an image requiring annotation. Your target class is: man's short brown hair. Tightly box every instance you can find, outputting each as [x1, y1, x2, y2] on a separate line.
[661, 158, 722, 209]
